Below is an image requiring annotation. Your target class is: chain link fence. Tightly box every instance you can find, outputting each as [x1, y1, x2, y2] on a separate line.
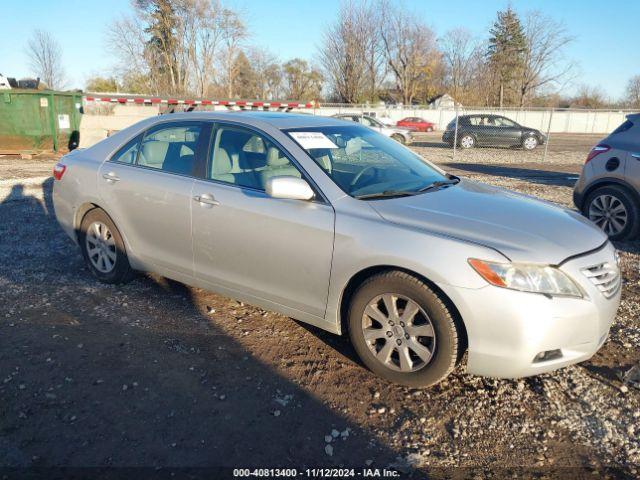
[313, 105, 637, 165]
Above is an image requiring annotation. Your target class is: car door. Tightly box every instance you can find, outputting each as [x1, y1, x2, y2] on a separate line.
[477, 116, 497, 146]
[191, 122, 335, 319]
[494, 116, 523, 146]
[97, 121, 209, 278]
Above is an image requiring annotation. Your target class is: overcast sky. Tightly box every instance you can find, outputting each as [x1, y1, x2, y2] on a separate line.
[1, 0, 638, 100]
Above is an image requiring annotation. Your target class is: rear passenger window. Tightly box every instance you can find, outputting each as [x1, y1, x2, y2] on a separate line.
[111, 135, 141, 164]
[209, 126, 300, 191]
[138, 123, 202, 175]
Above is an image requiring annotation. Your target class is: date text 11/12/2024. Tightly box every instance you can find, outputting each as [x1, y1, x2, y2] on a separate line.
[232, 468, 401, 477]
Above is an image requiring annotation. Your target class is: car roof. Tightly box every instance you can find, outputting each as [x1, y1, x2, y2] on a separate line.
[461, 114, 501, 118]
[149, 111, 349, 129]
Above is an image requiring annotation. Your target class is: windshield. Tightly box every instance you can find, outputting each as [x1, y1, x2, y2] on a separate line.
[360, 116, 384, 128]
[285, 125, 449, 199]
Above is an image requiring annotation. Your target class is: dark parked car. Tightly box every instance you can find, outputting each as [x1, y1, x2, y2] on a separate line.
[442, 114, 546, 150]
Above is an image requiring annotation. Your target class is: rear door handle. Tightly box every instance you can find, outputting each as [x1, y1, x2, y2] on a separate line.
[193, 193, 220, 207]
[102, 172, 120, 182]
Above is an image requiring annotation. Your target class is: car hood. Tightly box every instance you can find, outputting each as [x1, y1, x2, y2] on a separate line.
[369, 179, 607, 264]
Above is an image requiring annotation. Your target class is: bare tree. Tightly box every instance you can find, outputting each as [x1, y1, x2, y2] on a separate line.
[181, 0, 223, 97]
[359, 1, 385, 101]
[108, 13, 156, 94]
[571, 84, 608, 109]
[319, 0, 370, 103]
[26, 29, 66, 89]
[108, 1, 265, 99]
[247, 47, 282, 99]
[516, 11, 575, 107]
[218, 7, 247, 98]
[380, 3, 439, 104]
[439, 28, 482, 105]
[625, 75, 640, 108]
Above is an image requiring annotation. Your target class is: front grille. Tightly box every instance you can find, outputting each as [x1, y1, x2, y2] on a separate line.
[581, 262, 621, 299]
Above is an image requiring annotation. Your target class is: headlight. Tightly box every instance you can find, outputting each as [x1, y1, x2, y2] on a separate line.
[468, 259, 583, 298]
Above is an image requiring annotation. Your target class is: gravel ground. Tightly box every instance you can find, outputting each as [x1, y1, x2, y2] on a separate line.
[0, 142, 639, 478]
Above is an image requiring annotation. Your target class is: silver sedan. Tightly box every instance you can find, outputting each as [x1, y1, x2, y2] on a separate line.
[53, 112, 620, 387]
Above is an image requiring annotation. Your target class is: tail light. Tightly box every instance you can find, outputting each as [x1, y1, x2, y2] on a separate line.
[53, 162, 67, 181]
[585, 144, 610, 164]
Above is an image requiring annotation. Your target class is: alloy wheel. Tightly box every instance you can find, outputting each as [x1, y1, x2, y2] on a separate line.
[460, 135, 474, 148]
[523, 137, 538, 150]
[361, 293, 436, 373]
[85, 221, 117, 273]
[588, 194, 628, 236]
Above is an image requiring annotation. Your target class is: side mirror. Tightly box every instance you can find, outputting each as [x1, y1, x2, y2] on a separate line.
[265, 176, 315, 201]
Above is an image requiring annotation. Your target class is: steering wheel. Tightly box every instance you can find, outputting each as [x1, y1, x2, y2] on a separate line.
[350, 166, 377, 188]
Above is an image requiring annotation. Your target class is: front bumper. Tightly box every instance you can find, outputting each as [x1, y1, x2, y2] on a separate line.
[438, 243, 620, 378]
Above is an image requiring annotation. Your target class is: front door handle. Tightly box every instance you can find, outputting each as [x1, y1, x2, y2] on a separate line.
[102, 172, 120, 183]
[193, 193, 220, 207]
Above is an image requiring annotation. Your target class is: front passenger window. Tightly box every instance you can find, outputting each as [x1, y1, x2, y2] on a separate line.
[209, 126, 301, 191]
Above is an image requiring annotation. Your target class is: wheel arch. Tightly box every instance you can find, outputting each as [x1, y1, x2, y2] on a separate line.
[582, 178, 640, 209]
[74, 203, 135, 262]
[338, 265, 468, 357]
[391, 133, 406, 143]
[74, 202, 101, 241]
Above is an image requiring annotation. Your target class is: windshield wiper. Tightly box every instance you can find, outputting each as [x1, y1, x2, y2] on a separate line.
[354, 176, 460, 200]
[354, 190, 419, 200]
[416, 177, 460, 193]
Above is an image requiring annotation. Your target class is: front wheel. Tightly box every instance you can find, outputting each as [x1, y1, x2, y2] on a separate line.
[583, 185, 639, 240]
[522, 136, 538, 150]
[391, 133, 406, 144]
[348, 271, 463, 387]
[79, 208, 135, 284]
[459, 134, 475, 149]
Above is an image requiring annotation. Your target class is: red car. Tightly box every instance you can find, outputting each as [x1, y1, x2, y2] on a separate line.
[396, 117, 436, 132]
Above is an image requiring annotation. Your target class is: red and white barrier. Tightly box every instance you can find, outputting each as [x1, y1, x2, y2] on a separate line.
[83, 95, 314, 109]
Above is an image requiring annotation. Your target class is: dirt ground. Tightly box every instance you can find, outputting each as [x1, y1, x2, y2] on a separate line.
[0, 137, 639, 479]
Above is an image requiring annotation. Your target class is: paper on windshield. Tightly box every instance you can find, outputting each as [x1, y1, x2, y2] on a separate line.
[289, 132, 338, 150]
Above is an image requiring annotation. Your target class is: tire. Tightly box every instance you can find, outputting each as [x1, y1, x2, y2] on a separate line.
[79, 208, 135, 284]
[583, 185, 640, 240]
[348, 271, 463, 387]
[426, 127, 434, 132]
[391, 134, 406, 144]
[522, 136, 538, 150]
[459, 134, 475, 149]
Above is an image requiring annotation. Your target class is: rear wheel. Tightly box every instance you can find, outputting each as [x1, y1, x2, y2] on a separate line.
[391, 133, 406, 144]
[583, 185, 639, 240]
[79, 208, 135, 284]
[459, 134, 475, 149]
[348, 271, 462, 387]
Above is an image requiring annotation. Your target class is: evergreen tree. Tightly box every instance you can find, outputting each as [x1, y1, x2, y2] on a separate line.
[487, 7, 526, 107]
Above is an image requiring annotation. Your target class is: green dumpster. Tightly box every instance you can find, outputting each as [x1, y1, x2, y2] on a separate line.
[0, 89, 83, 154]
